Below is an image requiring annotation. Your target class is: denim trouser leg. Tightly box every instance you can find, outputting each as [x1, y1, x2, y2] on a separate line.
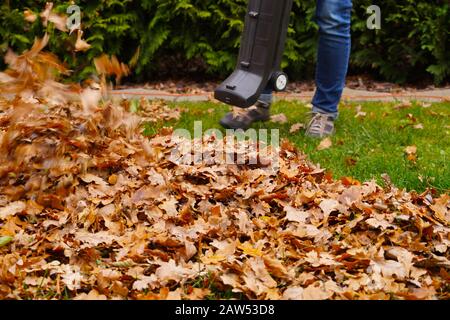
[312, 0, 352, 118]
[258, 85, 274, 105]
[258, 0, 352, 117]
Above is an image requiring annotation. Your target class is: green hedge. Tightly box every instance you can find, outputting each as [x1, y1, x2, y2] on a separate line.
[1, 0, 449, 84]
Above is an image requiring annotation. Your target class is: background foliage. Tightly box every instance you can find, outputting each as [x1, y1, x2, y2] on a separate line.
[1, 0, 449, 84]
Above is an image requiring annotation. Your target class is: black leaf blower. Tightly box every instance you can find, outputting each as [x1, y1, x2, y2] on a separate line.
[214, 0, 294, 108]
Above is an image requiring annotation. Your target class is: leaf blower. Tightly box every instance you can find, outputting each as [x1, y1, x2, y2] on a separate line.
[214, 0, 294, 108]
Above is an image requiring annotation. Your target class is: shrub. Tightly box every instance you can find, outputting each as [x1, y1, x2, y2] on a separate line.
[0, 0, 449, 84]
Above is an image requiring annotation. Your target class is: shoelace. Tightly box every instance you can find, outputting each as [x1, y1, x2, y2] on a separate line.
[307, 113, 331, 134]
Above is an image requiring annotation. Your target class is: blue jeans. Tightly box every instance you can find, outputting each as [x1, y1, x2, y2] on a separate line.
[260, 0, 352, 119]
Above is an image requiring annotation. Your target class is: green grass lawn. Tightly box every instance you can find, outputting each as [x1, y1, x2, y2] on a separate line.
[144, 100, 449, 194]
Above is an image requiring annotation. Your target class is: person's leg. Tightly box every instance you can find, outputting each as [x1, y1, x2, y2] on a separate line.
[259, 84, 273, 105]
[306, 0, 352, 138]
[312, 0, 352, 118]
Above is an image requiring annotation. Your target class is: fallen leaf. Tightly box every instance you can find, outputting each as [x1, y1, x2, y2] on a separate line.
[61, 265, 83, 291]
[160, 198, 179, 217]
[270, 113, 288, 124]
[302, 282, 334, 300]
[289, 123, 304, 133]
[394, 100, 412, 110]
[238, 242, 264, 257]
[285, 205, 309, 223]
[405, 145, 417, 163]
[386, 247, 414, 275]
[319, 198, 340, 216]
[155, 260, 199, 285]
[305, 251, 340, 267]
[355, 105, 367, 118]
[429, 194, 450, 223]
[366, 217, 395, 230]
[405, 145, 417, 155]
[133, 275, 158, 291]
[0, 202, 26, 220]
[370, 259, 407, 280]
[345, 157, 358, 167]
[282, 287, 303, 300]
[74, 290, 108, 300]
[317, 137, 332, 151]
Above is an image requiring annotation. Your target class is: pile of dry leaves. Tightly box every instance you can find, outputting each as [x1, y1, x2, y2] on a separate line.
[0, 5, 449, 301]
[1, 92, 449, 300]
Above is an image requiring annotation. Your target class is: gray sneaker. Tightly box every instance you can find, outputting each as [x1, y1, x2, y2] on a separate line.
[220, 101, 271, 130]
[305, 112, 336, 138]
